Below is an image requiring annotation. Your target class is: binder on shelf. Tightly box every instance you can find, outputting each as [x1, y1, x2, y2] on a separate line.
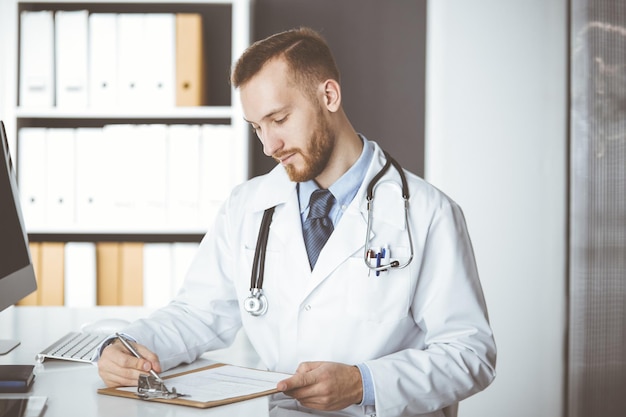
[167, 125, 201, 227]
[117, 13, 146, 106]
[119, 242, 144, 306]
[19, 10, 54, 107]
[75, 128, 104, 227]
[143, 14, 176, 107]
[143, 243, 173, 308]
[96, 242, 120, 306]
[89, 13, 118, 108]
[39, 242, 65, 306]
[175, 13, 206, 106]
[96, 242, 144, 306]
[64, 242, 97, 307]
[55, 10, 89, 108]
[17, 128, 47, 230]
[199, 125, 235, 227]
[45, 129, 76, 228]
[101, 124, 138, 227]
[135, 124, 168, 227]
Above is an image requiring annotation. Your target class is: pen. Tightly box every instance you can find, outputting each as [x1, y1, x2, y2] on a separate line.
[115, 332, 163, 382]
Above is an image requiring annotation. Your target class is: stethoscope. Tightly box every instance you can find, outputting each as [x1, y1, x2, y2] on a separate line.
[243, 151, 414, 316]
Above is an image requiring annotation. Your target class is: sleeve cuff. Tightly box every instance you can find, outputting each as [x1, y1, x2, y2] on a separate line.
[90, 333, 136, 362]
[355, 362, 376, 407]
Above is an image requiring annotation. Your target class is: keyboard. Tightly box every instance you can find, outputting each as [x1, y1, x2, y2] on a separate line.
[36, 332, 109, 364]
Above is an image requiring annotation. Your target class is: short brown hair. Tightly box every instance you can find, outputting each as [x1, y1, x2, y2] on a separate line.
[231, 27, 340, 98]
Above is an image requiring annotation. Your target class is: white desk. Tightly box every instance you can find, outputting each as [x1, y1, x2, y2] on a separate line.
[0, 306, 269, 417]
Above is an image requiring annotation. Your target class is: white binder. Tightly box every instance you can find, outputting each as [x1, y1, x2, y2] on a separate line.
[75, 128, 104, 228]
[64, 242, 97, 307]
[167, 124, 201, 228]
[143, 14, 176, 107]
[143, 243, 173, 308]
[199, 125, 235, 228]
[19, 10, 54, 107]
[135, 124, 168, 228]
[101, 124, 138, 227]
[55, 10, 89, 108]
[17, 127, 47, 230]
[89, 13, 118, 108]
[117, 13, 146, 107]
[45, 128, 76, 228]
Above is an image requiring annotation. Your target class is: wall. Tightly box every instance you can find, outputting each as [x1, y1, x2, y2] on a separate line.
[425, 1, 568, 417]
[250, 0, 426, 178]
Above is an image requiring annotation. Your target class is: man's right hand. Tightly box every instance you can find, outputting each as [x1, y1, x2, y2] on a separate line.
[97, 339, 162, 387]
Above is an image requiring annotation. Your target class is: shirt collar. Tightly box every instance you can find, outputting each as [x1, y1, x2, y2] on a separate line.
[299, 135, 374, 215]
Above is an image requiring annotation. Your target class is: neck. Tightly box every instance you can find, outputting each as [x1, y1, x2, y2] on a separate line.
[315, 112, 362, 189]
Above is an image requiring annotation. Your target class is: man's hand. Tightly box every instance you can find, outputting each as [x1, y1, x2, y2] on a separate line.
[97, 339, 162, 388]
[277, 362, 363, 411]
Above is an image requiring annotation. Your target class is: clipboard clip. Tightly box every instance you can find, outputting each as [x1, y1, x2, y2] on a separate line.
[137, 374, 187, 400]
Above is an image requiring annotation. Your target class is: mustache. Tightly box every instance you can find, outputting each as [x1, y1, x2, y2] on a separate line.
[273, 148, 302, 162]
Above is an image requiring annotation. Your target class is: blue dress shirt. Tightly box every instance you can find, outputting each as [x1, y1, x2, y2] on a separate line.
[297, 135, 376, 407]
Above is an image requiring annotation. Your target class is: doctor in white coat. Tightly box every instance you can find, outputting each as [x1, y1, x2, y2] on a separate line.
[97, 27, 496, 417]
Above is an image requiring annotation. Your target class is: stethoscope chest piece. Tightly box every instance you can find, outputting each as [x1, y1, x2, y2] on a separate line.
[244, 289, 268, 316]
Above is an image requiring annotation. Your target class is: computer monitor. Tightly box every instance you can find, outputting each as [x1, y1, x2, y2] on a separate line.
[0, 121, 38, 354]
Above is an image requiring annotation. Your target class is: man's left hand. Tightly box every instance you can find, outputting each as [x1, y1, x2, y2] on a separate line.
[277, 361, 363, 411]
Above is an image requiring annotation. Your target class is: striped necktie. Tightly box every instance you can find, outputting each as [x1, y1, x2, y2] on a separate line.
[302, 189, 335, 269]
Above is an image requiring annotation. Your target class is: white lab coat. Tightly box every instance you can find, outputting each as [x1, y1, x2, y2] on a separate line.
[124, 141, 496, 417]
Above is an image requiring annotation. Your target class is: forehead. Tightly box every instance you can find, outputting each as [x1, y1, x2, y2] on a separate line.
[239, 58, 304, 122]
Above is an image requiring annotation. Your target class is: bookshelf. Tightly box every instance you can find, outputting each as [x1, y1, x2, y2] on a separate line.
[4, 0, 252, 306]
[9, 0, 252, 238]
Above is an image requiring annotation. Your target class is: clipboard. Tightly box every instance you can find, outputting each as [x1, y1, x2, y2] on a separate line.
[97, 363, 288, 409]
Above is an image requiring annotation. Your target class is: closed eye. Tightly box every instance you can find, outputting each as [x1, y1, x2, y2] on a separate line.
[274, 116, 288, 125]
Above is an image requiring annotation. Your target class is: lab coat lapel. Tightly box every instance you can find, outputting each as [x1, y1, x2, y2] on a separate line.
[308, 204, 368, 286]
[303, 146, 389, 294]
[269, 191, 311, 279]
[249, 166, 312, 280]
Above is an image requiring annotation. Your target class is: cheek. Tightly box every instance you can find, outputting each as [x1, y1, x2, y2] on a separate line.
[283, 118, 312, 146]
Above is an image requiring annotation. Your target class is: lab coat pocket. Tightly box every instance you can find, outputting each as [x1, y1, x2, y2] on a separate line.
[345, 247, 411, 323]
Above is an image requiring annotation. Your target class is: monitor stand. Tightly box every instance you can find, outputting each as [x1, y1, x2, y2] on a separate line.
[0, 339, 20, 355]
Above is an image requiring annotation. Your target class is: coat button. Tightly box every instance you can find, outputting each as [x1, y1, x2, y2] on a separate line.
[304, 304, 312, 311]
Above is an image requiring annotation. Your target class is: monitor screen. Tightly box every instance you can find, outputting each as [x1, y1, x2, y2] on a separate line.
[0, 121, 37, 314]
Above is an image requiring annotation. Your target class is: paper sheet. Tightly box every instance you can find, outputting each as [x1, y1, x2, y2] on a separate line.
[119, 365, 290, 402]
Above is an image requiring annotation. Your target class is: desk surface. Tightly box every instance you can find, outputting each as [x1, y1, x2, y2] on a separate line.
[0, 306, 268, 417]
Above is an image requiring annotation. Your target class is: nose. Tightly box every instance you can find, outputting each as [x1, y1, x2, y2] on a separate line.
[259, 128, 283, 157]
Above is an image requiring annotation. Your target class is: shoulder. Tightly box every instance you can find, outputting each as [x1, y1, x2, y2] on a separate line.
[226, 164, 295, 214]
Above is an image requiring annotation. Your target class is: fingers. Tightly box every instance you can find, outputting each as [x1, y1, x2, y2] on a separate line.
[97, 340, 161, 388]
[135, 344, 162, 373]
[277, 362, 363, 411]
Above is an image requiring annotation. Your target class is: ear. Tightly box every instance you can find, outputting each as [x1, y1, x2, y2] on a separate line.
[321, 79, 341, 112]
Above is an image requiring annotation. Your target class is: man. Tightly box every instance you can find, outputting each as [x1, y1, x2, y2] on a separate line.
[97, 27, 496, 417]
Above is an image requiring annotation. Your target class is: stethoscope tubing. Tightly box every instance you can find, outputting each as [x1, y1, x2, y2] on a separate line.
[363, 151, 413, 271]
[249, 206, 275, 293]
[246, 151, 413, 316]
